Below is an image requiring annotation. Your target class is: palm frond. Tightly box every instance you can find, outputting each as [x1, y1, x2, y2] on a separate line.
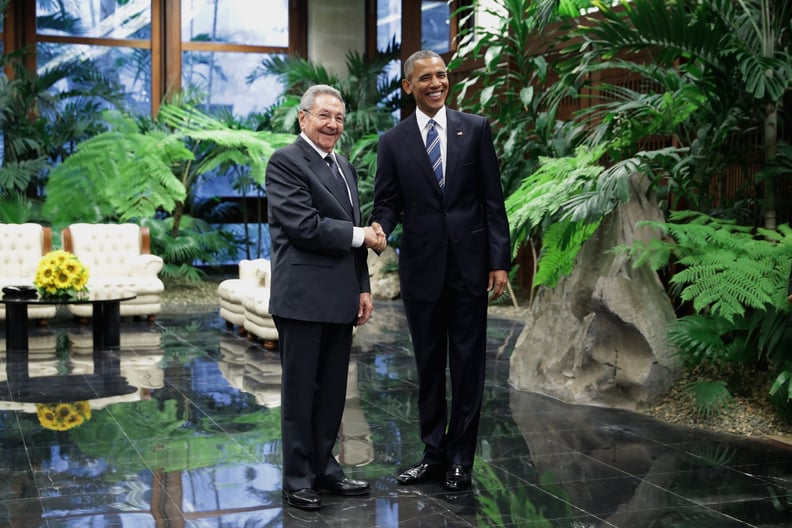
[668, 314, 733, 366]
[682, 379, 735, 417]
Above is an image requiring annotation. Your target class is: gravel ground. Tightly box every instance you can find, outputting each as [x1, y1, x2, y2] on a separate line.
[165, 278, 792, 444]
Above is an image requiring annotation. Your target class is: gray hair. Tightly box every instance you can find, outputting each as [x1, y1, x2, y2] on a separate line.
[300, 84, 345, 112]
[403, 50, 444, 80]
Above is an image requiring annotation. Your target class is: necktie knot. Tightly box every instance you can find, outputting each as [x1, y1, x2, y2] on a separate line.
[325, 155, 341, 180]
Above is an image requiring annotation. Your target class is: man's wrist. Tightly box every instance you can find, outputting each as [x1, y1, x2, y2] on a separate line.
[352, 226, 365, 248]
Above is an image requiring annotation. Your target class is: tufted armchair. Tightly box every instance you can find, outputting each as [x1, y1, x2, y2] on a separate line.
[0, 223, 57, 322]
[62, 223, 164, 321]
[217, 258, 278, 345]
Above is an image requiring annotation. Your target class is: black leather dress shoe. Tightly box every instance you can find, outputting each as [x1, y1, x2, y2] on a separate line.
[444, 464, 472, 491]
[316, 477, 370, 496]
[282, 488, 322, 510]
[395, 462, 444, 485]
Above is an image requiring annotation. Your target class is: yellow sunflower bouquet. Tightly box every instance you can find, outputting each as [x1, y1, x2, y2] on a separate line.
[36, 401, 92, 431]
[34, 250, 89, 300]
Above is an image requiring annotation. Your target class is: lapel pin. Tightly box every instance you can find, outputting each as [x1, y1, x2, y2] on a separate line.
[456, 131, 463, 136]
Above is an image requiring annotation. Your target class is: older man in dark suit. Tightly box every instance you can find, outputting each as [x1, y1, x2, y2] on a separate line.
[266, 84, 385, 511]
[372, 50, 511, 491]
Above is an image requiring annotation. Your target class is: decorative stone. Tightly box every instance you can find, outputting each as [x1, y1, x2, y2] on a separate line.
[367, 246, 401, 300]
[509, 174, 679, 409]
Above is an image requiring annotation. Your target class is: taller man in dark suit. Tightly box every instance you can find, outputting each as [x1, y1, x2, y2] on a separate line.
[266, 84, 386, 511]
[372, 50, 511, 491]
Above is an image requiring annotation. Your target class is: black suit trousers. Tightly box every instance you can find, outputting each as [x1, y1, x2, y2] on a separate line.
[402, 250, 488, 468]
[273, 316, 353, 491]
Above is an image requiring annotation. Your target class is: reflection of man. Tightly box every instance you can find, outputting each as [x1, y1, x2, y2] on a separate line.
[266, 84, 385, 511]
[373, 50, 511, 491]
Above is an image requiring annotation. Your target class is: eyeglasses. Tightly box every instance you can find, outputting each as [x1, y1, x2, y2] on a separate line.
[303, 109, 346, 125]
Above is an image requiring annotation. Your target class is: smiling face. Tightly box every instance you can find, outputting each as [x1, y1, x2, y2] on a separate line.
[402, 56, 449, 117]
[298, 93, 345, 153]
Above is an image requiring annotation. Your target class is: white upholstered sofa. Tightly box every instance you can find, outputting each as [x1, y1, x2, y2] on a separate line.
[217, 259, 278, 344]
[62, 223, 164, 321]
[0, 223, 57, 322]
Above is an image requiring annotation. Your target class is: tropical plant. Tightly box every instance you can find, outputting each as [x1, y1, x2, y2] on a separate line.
[621, 211, 792, 414]
[473, 0, 792, 418]
[556, 0, 792, 225]
[251, 38, 402, 157]
[42, 110, 190, 225]
[506, 143, 684, 289]
[0, 6, 127, 220]
[623, 212, 792, 321]
[449, 0, 588, 197]
[42, 104, 292, 278]
[156, 102, 294, 261]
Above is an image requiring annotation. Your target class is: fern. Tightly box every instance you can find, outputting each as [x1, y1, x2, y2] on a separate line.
[506, 145, 609, 288]
[157, 104, 294, 187]
[628, 211, 792, 322]
[43, 110, 191, 225]
[534, 220, 600, 287]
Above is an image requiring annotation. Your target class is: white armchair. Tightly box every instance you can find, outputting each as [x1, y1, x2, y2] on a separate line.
[62, 223, 164, 321]
[0, 223, 57, 322]
[217, 258, 278, 345]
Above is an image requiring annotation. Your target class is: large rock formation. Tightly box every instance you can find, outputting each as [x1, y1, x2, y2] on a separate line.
[509, 174, 679, 409]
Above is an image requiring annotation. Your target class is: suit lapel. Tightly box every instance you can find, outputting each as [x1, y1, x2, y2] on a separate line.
[338, 156, 361, 225]
[445, 110, 463, 183]
[297, 138, 354, 221]
[402, 115, 444, 197]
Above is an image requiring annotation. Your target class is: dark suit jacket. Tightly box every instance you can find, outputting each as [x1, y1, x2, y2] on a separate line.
[266, 136, 370, 324]
[373, 109, 511, 302]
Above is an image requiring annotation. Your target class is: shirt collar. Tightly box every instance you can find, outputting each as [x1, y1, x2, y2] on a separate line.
[415, 106, 447, 132]
[300, 132, 335, 161]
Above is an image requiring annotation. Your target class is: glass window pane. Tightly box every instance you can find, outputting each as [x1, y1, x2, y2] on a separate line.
[38, 43, 152, 115]
[213, 223, 271, 263]
[37, 0, 151, 40]
[182, 0, 288, 47]
[422, 1, 450, 54]
[182, 51, 283, 117]
[378, 0, 402, 107]
[377, 0, 401, 49]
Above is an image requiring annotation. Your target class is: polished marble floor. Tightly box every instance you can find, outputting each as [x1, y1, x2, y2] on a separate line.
[1, 301, 791, 527]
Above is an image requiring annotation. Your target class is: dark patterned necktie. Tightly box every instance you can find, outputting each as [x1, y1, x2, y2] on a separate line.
[325, 155, 352, 210]
[426, 119, 444, 190]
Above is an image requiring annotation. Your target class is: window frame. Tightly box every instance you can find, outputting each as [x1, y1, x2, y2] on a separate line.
[4, 0, 307, 116]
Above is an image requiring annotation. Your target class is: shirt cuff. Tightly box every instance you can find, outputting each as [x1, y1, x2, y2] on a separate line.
[352, 226, 365, 248]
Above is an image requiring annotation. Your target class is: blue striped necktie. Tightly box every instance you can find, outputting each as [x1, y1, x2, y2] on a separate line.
[426, 119, 444, 190]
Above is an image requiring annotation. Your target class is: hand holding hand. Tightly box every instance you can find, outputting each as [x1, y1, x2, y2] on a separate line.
[363, 222, 387, 253]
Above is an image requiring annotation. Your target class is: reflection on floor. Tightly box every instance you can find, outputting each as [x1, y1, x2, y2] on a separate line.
[1, 302, 791, 527]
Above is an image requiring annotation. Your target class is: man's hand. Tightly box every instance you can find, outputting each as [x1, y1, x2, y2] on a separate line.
[363, 222, 387, 253]
[487, 270, 509, 301]
[357, 292, 374, 325]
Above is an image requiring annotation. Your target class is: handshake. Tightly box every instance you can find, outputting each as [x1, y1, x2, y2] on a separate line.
[363, 222, 387, 253]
